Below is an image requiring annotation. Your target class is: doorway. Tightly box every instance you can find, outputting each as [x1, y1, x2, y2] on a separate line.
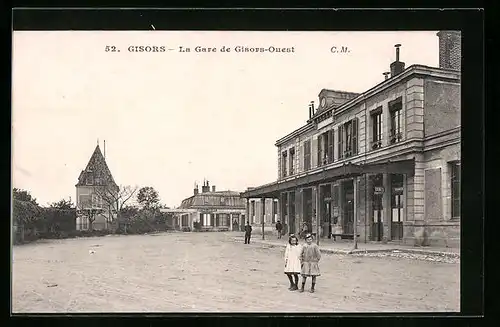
[371, 174, 384, 241]
[342, 180, 354, 235]
[320, 184, 332, 238]
[302, 188, 313, 236]
[391, 174, 404, 240]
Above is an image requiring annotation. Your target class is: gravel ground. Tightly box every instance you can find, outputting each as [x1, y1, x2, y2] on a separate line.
[350, 250, 460, 264]
[12, 232, 460, 313]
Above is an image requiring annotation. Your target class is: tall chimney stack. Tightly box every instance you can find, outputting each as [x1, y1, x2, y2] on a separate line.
[310, 101, 315, 116]
[308, 104, 312, 119]
[437, 31, 461, 71]
[202, 179, 210, 193]
[212, 185, 216, 192]
[104, 140, 106, 159]
[390, 44, 405, 77]
[194, 183, 199, 195]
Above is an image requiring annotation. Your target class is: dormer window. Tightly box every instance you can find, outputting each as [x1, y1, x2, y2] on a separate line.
[86, 173, 94, 185]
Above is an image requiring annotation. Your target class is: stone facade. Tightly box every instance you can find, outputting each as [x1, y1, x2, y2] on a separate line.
[243, 34, 461, 247]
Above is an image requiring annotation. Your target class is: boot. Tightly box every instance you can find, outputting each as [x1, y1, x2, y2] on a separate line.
[299, 283, 305, 293]
[290, 283, 298, 291]
[288, 282, 294, 290]
[310, 283, 316, 293]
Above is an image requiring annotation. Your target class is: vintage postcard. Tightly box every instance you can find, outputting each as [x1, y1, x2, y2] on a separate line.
[12, 29, 461, 313]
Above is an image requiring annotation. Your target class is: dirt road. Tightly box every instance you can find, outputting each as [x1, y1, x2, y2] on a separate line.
[12, 232, 460, 313]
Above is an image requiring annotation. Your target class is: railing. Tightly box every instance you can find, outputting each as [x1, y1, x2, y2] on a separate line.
[371, 139, 382, 150]
[390, 132, 403, 144]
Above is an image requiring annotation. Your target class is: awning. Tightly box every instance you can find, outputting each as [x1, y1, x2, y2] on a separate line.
[240, 158, 415, 199]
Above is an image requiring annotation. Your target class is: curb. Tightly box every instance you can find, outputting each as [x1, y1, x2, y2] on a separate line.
[232, 237, 459, 258]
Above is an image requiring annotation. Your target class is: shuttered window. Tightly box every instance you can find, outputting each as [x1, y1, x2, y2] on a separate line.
[352, 117, 358, 155]
[328, 129, 334, 163]
[317, 134, 323, 167]
[337, 125, 344, 160]
[304, 140, 311, 171]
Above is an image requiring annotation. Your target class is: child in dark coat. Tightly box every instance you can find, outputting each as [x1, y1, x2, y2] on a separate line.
[299, 233, 321, 293]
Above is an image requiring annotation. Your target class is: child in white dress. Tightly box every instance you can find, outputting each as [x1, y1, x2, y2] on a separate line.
[284, 234, 302, 291]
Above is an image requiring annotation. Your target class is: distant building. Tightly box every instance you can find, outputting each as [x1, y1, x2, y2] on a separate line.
[161, 180, 246, 231]
[241, 31, 461, 247]
[75, 143, 119, 230]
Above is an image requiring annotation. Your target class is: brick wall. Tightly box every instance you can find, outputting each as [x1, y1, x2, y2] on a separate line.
[437, 31, 461, 71]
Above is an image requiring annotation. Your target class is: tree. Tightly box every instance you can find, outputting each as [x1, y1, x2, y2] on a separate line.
[93, 184, 139, 231]
[137, 186, 160, 210]
[13, 188, 38, 205]
[49, 198, 75, 210]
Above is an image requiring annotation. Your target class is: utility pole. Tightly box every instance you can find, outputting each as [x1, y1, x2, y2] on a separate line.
[353, 176, 358, 250]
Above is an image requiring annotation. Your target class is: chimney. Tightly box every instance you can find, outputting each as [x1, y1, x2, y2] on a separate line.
[202, 180, 210, 193]
[212, 185, 216, 192]
[103, 140, 106, 159]
[437, 31, 461, 71]
[310, 101, 315, 116]
[194, 182, 199, 195]
[308, 104, 312, 119]
[383, 72, 390, 80]
[390, 44, 405, 77]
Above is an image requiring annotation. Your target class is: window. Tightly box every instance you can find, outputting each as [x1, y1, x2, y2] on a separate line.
[91, 194, 101, 208]
[304, 140, 311, 171]
[318, 131, 334, 166]
[339, 118, 359, 159]
[317, 134, 323, 167]
[282, 151, 288, 177]
[451, 162, 461, 218]
[86, 173, 94, 185]
[345, 121, 353, 157]
[371, 108, 383, 149]
[327, 129, 334, 164]
[289, 148, 295, 175]
[390, 100, 403, 144]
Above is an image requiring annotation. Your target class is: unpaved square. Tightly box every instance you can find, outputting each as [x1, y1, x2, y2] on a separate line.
[12, 232, 460, 313]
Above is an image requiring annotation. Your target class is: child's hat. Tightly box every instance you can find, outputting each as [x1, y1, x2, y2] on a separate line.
[305, 233, 312, 239]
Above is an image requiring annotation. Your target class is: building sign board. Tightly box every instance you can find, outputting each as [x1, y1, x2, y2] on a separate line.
[374, 186, 385, 194]
[393, 186, 404, 194]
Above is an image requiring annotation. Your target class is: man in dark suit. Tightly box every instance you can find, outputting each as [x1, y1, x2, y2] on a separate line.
[244, 222, 253, 244]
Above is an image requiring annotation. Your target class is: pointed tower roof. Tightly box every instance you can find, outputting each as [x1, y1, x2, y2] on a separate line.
[76, 145, 117, 187]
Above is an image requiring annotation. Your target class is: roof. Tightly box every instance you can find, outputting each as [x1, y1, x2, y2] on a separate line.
[179, 190, 245, 209]
[275, 64, 460, 147]
[75, 145, 117, 187]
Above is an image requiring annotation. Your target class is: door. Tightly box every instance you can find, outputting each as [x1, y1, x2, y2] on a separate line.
[342, 181, 354, 235]
[302, 188, 313, 235]
[372, 193, 383, 241]
[391, 174, 404, 240]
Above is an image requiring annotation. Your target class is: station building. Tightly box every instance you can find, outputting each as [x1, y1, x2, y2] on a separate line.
[241, 31, 461, 247]
[161, 180, 247, 232]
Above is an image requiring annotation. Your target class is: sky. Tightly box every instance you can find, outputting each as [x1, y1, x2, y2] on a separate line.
[12, 31, 439, 207]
